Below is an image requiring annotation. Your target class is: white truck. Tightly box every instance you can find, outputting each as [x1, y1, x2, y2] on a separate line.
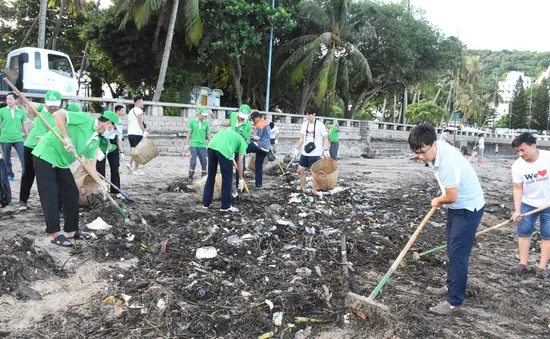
[1, 47, 78, 103]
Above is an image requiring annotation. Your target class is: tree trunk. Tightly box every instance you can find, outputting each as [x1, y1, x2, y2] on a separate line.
[152, 9, 165, 49]
[38, 0, 47, 48]
[153, 0, 180, 102]
[401, 85, 407, 124]
[434, 87, 442, 103]
[48, 0, 69, 50]
[229, 56, 244, 106]
[381, 96, 387, 121]
[393, 94, 397, 123]
[21, 16, 39, 48]
[246, 64, 253, 104]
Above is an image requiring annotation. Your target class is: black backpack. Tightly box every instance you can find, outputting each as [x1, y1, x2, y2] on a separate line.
[0, 158, 11, 207]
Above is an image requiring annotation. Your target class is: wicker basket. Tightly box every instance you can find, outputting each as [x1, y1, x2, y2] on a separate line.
[247, 153, 269, 171]
[194, 172, 223, 201]
[74, 173, 99, 206]
[311, 159, 339, 190]
[131, 138, 159, 165]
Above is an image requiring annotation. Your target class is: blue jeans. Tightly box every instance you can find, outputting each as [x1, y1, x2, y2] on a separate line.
[446, 206, 485, 306]
[517, 202, 550, 239]
[246, 143, 268, 187]
[189, 147, 207, 178]
[203, 149, 233, 209]
[1, 141, 24, 178]
[330, 142, 339, 160]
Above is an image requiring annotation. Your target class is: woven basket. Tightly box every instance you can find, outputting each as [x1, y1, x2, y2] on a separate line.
[74, 173, 99, 206]
[131, 138, 159, 165]
[311, 159, 339, 190]
[194, 172, 223, 201]
[247, 153, 269, 171]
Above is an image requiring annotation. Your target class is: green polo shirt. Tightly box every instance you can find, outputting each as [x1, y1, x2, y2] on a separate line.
[208, 130, 247, 160]
[24, 105, 55, 149]
[0, 106, 27, 143]
[328, 126, 339, 143]
[187, 118, 210, 148]
[99, 135, 117, 154]
[229, 111, 252, 142]
[32, 111, 99, 168]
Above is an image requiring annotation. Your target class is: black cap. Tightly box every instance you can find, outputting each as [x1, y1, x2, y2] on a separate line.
[250, 111, 262, 119]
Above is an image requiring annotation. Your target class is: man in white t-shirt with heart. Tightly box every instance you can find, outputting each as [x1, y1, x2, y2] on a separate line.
[511, 132, 550, 279]
[293, 104, 330, 195]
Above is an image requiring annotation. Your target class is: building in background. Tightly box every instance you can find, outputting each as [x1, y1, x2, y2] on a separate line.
[496, 71, 533, 119]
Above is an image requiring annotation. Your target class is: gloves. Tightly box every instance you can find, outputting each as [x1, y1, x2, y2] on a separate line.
[294, 149, 300, 158]
[213, 119, 220, 127]
[119, 152, 125, 163]
[98, 180, 109, 196]
[238, 179, 244, 192]
[64, 138, 75, 153]
[323, 149, 330, 158]
[143, 131, 149, 138]
[183, 144, 189, 157]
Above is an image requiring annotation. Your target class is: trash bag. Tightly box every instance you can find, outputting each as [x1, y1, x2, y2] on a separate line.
[0, 158, 12, 207]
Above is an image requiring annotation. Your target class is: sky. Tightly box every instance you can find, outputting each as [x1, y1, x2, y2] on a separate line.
[99, 0, 550, 52]
[388, 0, 550, 51]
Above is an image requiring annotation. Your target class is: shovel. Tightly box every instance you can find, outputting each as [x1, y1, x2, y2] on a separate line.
[346, 206, 437, 314]
[3, 78, 130, 223]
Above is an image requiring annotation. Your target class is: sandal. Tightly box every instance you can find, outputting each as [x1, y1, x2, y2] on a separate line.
[51, 234, 73, 247]
[69, 231, 91, 241]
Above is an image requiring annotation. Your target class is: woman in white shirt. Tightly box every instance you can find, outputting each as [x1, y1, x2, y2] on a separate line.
[269, 121, 280, 153]
[126, 96, 148, 174]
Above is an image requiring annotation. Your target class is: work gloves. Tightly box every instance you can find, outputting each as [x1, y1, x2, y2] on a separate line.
[64, 138, 75, 153]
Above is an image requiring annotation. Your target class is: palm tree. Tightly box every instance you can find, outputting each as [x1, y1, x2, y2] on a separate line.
[115, 0, 202, 102]
[278, 0, 375, 114]
[47, 0, 88, 50]
[38, 0, 48, 48]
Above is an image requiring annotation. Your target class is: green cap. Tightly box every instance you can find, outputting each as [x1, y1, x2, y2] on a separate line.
[102, 110, 120, 125]
[66, 103, 80, 112]
[45, 90, 62, 106]
[325, 120, 332, 126]
[238, 104, 250, 119]
[198, 107, 208, 115]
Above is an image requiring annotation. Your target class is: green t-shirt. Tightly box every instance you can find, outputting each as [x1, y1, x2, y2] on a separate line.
[208, 130, 247, 160]
[229, 111, 252, 142]
[0, 106, 27, 142]
[328, 126, 339, 142]
[32, 111, 99, 168]
[24, 105, 55, 149]
[187, 118, 210, 147]
[99, 135, 117, 154]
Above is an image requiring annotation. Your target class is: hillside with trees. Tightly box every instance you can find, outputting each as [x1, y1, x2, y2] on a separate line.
[468, 50, 550, 81]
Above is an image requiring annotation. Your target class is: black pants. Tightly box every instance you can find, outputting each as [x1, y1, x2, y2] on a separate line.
[203, 149, 233, 209]
[96, 151, 120, 194]
[34, 157, 79, 234]
[19, 146, 35, 203]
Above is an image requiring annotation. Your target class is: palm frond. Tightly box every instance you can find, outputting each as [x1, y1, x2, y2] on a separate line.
[345, 42, 371, 82]
[315, 50, 335, 104]
[184, 0, 203, 45]
[329, 0, 349, 30]
[289, 50, 317, 84]
[276, 34, 319, 58]
[298, 1, 331, 30]
[279, 32, 332, 76]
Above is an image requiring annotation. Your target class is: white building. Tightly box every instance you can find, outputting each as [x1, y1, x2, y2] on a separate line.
[535, 66, 550, 85]
[497, 71, 532, 118]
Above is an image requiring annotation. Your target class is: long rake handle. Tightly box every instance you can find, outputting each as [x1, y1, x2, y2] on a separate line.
[269, 149, 285, 174]
[368, 206, 437, 300]
[418, 202, 550, 257]
[97, 173, 134, 201]
[3, 78, 128, 219]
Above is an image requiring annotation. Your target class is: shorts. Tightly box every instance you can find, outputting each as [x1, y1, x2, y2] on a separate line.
[517, 202, 550, 239]
[479, 147, 485, 156]
[298, 155, 321, 168]
[270, 138, 276, 145]
[128, 135, 143, 148]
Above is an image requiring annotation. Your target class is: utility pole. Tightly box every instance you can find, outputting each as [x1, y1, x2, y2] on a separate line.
[265, 0, 275, 112]
[528, 86, 533, 130]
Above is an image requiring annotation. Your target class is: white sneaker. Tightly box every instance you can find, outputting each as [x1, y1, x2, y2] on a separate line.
[116, 193, 124, 199]
[202, 204, 211, 209]
[133, 169, 145, 175]
[220, 206, 239, 212]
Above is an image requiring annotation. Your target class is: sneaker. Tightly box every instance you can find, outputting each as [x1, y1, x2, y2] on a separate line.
[116, 193, 124, 199]
[536, 268, 548, 279]
[187, 177, 194, 182]
[133, 169, 145, 175]
[202, 204, 211, 209]
[429, 301, 461, 316]
[512, 264, 528, 275]
[220, 206, 239, 212]
[426, 286, 448, 296]
[7, 176, 14, 181]
[19, 201, 28, 210]
[232, 190, 239, 198]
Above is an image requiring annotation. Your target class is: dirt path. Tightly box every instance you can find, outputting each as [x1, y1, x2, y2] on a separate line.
[1, 153, 549, 338]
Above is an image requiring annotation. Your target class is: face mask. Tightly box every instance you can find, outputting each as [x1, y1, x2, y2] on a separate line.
[102, 126, 115, 139]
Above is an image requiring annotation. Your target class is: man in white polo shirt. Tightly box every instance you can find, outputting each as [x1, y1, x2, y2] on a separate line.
[409, 123, 485, 316]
